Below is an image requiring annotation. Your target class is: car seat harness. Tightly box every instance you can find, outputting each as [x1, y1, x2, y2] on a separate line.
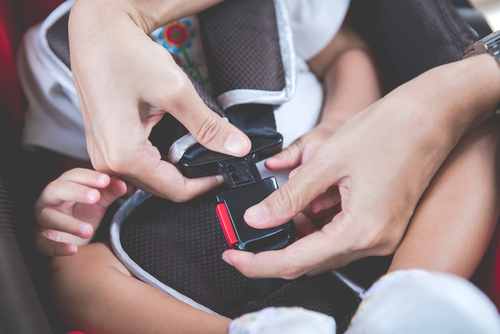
[38, 0, 482, 330]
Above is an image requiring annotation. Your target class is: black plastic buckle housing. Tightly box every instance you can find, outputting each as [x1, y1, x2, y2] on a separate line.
[177, 134, 285, 179]
[215, 155, 295, 252]
[178, 134, 295, 253]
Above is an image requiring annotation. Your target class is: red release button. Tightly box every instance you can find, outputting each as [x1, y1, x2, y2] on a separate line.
[216, 203, 239, 247]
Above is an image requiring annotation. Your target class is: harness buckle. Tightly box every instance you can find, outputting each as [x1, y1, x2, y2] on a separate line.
[178, 134, 295, 252]
[215, 156, 295, 252]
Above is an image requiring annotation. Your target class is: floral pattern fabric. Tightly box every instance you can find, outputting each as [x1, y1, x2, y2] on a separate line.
[150, 16, 210, 88]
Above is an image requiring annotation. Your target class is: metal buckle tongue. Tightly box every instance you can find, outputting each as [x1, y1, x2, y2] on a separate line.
[215, 155, 295, 252]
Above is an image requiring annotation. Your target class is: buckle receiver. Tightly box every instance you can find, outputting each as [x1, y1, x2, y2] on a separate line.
[178, 134, 295, 253]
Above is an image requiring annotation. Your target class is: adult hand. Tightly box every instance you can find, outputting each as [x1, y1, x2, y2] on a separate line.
[222, 55, 500, 279]
[69, 0, 250, 201]
[265, 122, 343, 172]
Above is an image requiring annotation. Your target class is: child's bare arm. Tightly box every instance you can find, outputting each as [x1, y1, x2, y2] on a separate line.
[50, 241, 231, 334]
[265, 16, 383, 171]
[308, 16, 383, 123]
[34, 168, 127, 256]
[389, 119, 500, 279]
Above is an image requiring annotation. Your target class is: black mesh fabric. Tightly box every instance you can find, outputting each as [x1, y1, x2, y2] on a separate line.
[46, 11, 71, 70]
[120, 191, 360, 333]
[351, 0, 477, 92]
[198, 0, 286, 97]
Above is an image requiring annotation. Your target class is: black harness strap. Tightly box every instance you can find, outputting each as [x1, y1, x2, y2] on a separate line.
[174, 1, 296, 297]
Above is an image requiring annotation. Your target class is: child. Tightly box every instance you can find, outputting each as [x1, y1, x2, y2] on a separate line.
[22, 0, 500, 333]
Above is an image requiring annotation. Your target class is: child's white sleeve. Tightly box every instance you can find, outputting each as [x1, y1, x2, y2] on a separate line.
[287, 0, 351, 60]
[17, 23, 89, 161]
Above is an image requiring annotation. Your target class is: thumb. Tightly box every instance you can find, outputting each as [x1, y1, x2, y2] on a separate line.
[244, 154, 339, 229]
[223, 211, 356, 278]
[169, 78, 251, 157]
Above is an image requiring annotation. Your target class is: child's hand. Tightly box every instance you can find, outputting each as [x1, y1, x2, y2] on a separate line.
[264, 121, 344, 172]
[34, 168, 127, 256]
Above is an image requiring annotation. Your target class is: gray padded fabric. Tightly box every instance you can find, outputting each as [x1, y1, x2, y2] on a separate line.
[44, 10, 225, 154]
[46, 11, 71, 70]
[351, 0, 477, 92]
[44, 9, 224, 118]
[119, 192, 361, 333]
[44, 11, 224, 117]
[199, 0, 286, 97]
[180, 67, 225, 117]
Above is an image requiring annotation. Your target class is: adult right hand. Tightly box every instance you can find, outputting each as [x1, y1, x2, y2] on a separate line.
[222, 55, 500, 279]
[69, 0, 250, 201]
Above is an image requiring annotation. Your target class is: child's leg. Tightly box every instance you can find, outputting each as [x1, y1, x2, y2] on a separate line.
[389, 119, 500, 279]
[49, 241, 231, 334]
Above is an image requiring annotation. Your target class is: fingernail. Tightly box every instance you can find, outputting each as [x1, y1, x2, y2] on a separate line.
[224, 132, 248, 156]
[266, 157, 278, 164]
[67, 244, 77, 254]
[80, 224, 92, 237]
[97, 174, 108, 186]
[222, 254, 233, 266]
[311, 201, 322, 213]
[87, 190, 98, 202]
[289, 169, 299, 179]
[215, 175, 224, 183]
[244, 202, 269, 225]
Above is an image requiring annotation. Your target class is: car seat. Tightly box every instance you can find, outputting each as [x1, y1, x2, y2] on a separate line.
[1, 1, 499, 334]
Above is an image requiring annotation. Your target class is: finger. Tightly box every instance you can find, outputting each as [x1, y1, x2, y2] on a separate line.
[288, 166, 302, 180]
[33, 230, 77, 256]
[35, 207, 94, 239]
[38, 180, 101, 207]
[165, 77, 251, 157]
[244, 154, 342, 229]
[264, 142, 303, 171]
[310, 186, 341, 214]
[97, 177, 128, 209]
[302, 203, 341, 226]
[95, 138, 224, 201]
[223, 214, 350, 279]
[58, 168, 110, 188]
[125, 161, 224, 202]
[293, 212, 319, 239]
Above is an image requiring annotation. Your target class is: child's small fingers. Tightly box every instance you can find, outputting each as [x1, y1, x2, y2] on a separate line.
[293, 212, 319, 239]
[264, 142, 303, 171]
[33, 231, 77, 256]
[108, 177, 128, 197]
[301, 141, 322, 164]
[310, 186, 341, 213]
[303, 205, 339, 224]
[35, 207, 94, 239]
[40, 180, 101, 206]
[59, 168, 110, 188]
[98, 178, 128, 208]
